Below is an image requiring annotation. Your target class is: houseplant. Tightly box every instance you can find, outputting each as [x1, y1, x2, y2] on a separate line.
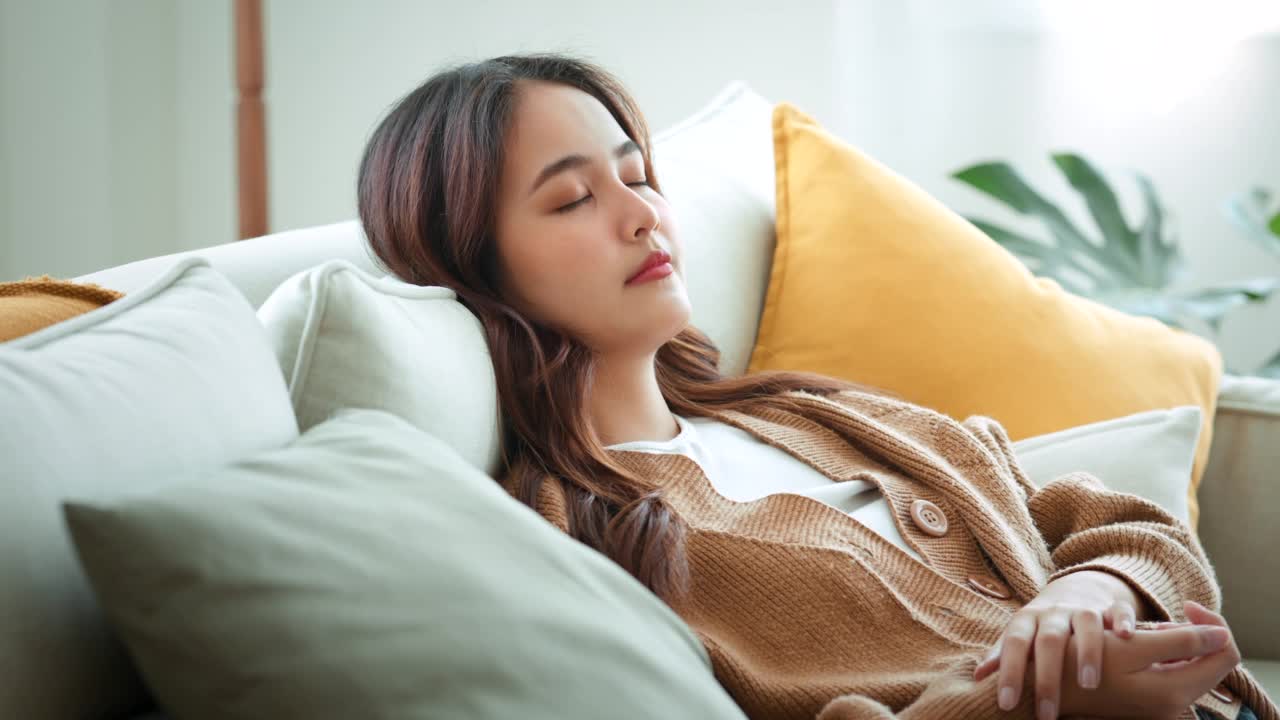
[951, 154, 1280, 376]
[1224, 186, 1280, 377]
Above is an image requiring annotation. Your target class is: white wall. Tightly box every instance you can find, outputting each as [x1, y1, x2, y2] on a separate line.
[2, 0, 1278, 370]
[834, 0, 1280, 372]
[0, 0, 180, 281]
[174, 0, 235, 260]
[2, 1, 116, 280]
[261, 0, 839, 233]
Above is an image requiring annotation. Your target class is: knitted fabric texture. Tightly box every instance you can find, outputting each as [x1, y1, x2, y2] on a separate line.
[511, 389, 1275, 720]
[0, 275, 123, 342]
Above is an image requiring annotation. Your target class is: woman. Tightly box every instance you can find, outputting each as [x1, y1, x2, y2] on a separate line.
[356, 54, 1271, 720]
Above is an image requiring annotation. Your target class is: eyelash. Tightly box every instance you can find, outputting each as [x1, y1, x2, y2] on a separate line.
[555, 180, 651, 213]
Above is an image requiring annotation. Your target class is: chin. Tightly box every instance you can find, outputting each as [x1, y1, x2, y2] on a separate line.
[659, 302, 694, 343]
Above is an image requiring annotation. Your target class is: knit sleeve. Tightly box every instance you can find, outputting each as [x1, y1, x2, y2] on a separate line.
[960, 415, 1221, 623]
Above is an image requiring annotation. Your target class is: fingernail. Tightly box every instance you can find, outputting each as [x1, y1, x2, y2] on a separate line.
[1121, 619, 1133, 635]
[998, 686, 1017, 710]
[1081, 665, 1098, 689]
[1203, 627, 1229, 651]
[1039, 699, 1056, 720]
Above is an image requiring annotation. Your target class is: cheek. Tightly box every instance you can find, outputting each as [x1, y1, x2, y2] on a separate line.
[506, 224, 614, 311]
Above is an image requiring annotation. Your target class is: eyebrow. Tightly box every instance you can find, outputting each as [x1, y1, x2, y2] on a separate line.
[527, 139, 641, 197]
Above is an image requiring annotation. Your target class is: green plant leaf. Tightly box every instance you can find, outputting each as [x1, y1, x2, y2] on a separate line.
[952, 158, 1278, 344]
[951, 161, 1128, 287]
[1134, 174, 1184, 287]
[1092, 278, 1278, 333]
[966, 218, 1095, 294]
[1052, 153, 1143, 278]
[1224, 187, 1280, 257]
[1166, 278, 1280, 333]
[1092, 288, 1184, 327]
[1256, 347, 1280, 379]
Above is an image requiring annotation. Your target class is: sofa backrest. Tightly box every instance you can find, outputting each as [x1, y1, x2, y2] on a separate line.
[77, 82, 778, 378]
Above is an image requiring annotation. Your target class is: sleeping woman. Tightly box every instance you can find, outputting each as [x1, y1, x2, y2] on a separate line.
[355, 53, 1273, 720]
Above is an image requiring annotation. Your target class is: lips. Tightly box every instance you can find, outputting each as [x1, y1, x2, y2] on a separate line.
[626, 249, 673, 284]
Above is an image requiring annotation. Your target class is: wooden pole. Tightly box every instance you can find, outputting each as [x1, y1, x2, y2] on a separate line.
[234, 0, 267, 239]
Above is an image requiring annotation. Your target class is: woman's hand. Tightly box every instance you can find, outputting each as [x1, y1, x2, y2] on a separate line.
[1056, 601, 1242, 719]
[972, 570, 1147, 719]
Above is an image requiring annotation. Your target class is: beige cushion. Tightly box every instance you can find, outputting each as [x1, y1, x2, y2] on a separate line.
[1200, 374, 1280, 661]
[1013, 406, 1201, 525]
[64, 409, 747, 720]
[256, 259, 501, 474]
[0, 258, 298, 719]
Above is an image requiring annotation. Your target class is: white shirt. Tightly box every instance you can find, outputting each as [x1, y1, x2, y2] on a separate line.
[607, 415, 922, 561]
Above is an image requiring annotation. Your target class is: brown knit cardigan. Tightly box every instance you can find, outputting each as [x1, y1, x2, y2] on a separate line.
[513, 388, 1276, 720]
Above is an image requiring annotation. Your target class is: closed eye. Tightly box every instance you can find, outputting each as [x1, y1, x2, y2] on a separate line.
[555, 195, 591, 213]
[553, 180, 651, 213]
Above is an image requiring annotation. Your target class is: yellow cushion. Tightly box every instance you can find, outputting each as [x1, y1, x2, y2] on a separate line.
[0, 276, 123, 342]
[748, 103, 1222, 528]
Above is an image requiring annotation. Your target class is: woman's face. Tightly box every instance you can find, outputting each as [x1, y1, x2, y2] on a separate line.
[494, 81, 690, 356]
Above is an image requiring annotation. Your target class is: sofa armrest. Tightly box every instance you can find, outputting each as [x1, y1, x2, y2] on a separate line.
[1199, 373, 1280, 660]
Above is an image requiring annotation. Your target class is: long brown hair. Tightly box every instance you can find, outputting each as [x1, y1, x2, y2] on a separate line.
[357, 53, 875, 604]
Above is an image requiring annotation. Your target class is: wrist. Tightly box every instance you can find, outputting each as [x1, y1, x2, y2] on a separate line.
[1068, 570, 1153, 621]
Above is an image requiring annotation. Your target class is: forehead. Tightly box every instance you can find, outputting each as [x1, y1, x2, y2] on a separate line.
[504, 81, 630, 169]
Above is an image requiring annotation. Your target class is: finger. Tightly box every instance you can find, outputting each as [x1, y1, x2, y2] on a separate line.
[1111, 601, 1136, 638]
[996, 613, 1038, 711]
[1183, 600, 1224, 627]
[1127, 625, 1231, 669]
[1072, 609, 1105, 690]
[1182, 601, 1241, 666]
[974, 643, 1000, 681]
[1135, 640, 1241, 706]
[1034, 612, 1071, 720]
[1148, 616, 1203, 666]
[974, 648, 999, 681]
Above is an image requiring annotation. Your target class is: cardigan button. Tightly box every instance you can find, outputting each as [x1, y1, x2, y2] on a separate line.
[1210, 683, 1235, 703]
[967, 575, 1013, 600]
[910, 499, 949, 537]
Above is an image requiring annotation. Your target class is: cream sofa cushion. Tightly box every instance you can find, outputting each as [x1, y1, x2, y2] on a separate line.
[1013, 406, 1201, 525]
[0, 258, 298, 719]
[256, 260, 501, 474]
[64, 408, 746, 720]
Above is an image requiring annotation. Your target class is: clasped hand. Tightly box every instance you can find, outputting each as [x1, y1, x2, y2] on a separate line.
[972, 571, 1240, 719]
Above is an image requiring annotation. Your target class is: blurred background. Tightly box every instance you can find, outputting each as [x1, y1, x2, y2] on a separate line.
[1, 0, 1278, 371]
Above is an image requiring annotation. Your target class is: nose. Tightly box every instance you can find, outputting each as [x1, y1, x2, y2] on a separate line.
[626, 191, 661, 243]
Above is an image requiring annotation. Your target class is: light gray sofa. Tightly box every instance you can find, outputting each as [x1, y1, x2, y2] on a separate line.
[3, 82, 1275, 717]
[73, 216, 1280, 708]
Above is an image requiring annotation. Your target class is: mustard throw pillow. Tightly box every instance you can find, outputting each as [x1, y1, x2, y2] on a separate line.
[748, 103, 1222, 528]
[0, 275, 123, 342]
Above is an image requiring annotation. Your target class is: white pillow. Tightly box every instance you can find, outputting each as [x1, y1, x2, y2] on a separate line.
[0, 257, 298, 719]
[256, 259, 501, 475]
[64, 408, 747, 720]
[1012, 406, 1202, 525]
[652, 82, 776, 377]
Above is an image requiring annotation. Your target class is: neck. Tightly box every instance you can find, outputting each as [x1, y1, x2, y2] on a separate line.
[588, 351, 678, 447]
